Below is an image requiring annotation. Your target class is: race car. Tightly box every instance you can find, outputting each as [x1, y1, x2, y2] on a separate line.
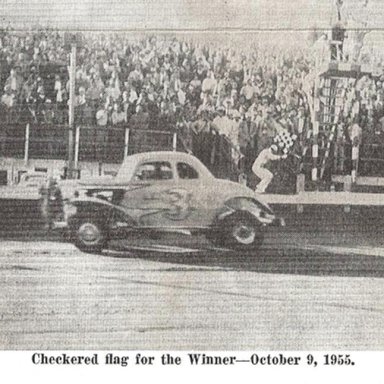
[60, 151, 283, 253]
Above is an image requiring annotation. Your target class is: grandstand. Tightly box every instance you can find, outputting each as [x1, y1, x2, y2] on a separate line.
[1, 10, 384, 196]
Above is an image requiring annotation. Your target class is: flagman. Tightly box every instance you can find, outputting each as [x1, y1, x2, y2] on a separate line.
[252, 144, 287, 194]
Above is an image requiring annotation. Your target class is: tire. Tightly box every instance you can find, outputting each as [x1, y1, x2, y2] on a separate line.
[72, 218, 107, 253]
[215, 212, 264, 251]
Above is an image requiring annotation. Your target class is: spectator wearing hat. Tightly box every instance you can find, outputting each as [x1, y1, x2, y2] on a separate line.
[105, 77, 121, 101]
[128, 64, 144, 89]
[229, 109, 241, 149]
[1, 85, 15, 123]
[5, 67, 23, 95]
[129, 104, 150, 152]
[0, 56, 13, 92]
[130, 104, 149, 131]
[191, 110, 214, 167]
[240, 78, 255, 107]
[111, 102, 126, 126]
[212, 107, 226, 132]
[239, 112, 258, 172]
[74, 86, 88, 125]
[257, 106, 278, 148]
[215, 72, 231, 101]
[202, 70, 217, 95]
[35, 84, 48, 124]
[96, 103, 109, 127]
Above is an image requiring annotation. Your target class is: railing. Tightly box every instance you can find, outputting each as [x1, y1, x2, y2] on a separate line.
[0, 123, 179, 164]
[296, 140, 384, 182]
[5, 122, 384, 185]
[0, 120, 243, 178]
[77, 126, 177, 164]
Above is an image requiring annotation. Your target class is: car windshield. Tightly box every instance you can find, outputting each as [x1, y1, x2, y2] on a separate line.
[20, 174, 46, 184]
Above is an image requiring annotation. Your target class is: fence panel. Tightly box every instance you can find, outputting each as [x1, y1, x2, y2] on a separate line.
[78, 126, 177, 163]
[105, 126, 126, 163]
[78, 126, 133, 163]
[28, 124, 67, 160]
[359, 143, 384, 177]
[0, 123, 26, 158]
[128, 129, 174, 155]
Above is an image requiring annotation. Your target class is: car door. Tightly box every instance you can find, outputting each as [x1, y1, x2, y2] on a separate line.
[120, 160, 182, 228]
[173, 161, 217, 228]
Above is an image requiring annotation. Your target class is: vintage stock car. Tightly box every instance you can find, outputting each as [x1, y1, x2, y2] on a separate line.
[60, 151, 283, 253]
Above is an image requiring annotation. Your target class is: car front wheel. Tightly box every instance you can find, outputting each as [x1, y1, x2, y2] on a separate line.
[218, 212, 264, 251]
[72, 218, 107, 253]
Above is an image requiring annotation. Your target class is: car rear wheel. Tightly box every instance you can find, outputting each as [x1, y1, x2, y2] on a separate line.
[72, 218, 107, 253]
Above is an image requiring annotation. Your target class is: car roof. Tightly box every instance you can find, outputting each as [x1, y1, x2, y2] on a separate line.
[126, 151, 199, 163]
[118, 151, 213, 179]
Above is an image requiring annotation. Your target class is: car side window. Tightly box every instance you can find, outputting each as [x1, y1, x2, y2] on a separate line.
[134, 161, 173, 181]
[177, 162, 199, 180]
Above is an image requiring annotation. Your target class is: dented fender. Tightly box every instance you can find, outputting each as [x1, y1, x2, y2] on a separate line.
[215, 197, 276, 225]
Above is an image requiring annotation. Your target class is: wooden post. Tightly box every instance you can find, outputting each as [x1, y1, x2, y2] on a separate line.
[296, 173, 305, 193]
[172, 132, 177, 152]
[24, 123, 30, 164]
[74, 125, 80, 169]
[124, 127, 130, 158]
[351, 144, 359, 184]
[344, 175, 352, 192]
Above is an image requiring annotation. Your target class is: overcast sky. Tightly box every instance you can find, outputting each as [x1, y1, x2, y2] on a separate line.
[1, 0, 384, 30]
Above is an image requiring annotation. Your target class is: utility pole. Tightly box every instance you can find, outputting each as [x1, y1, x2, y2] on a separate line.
[67, 43, 76, 179]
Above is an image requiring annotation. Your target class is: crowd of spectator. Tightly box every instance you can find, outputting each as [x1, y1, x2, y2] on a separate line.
[1, 26, 384, 181]
[0, 28, 312, 167]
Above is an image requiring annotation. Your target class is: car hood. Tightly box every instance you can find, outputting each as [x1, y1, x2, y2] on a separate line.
[0, 184, 42, 200]
[58, 176, 129, 200]
[59, 176, 127, 190]
[77, 175, 120, 187]
[214, 178, 272, 210]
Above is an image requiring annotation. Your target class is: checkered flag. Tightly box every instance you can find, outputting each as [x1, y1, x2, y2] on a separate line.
[273, 130, 297, 155]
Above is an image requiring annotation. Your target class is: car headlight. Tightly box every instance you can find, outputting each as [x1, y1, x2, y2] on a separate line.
[251, 198, 274, 215]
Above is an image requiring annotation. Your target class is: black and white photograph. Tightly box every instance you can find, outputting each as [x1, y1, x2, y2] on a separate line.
[0, 0, 383, 355]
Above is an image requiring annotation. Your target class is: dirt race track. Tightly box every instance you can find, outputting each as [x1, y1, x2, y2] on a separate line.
[0, 229, 383, 350]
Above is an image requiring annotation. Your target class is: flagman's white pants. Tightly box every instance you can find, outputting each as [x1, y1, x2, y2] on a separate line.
[252, 165, 273, 193]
